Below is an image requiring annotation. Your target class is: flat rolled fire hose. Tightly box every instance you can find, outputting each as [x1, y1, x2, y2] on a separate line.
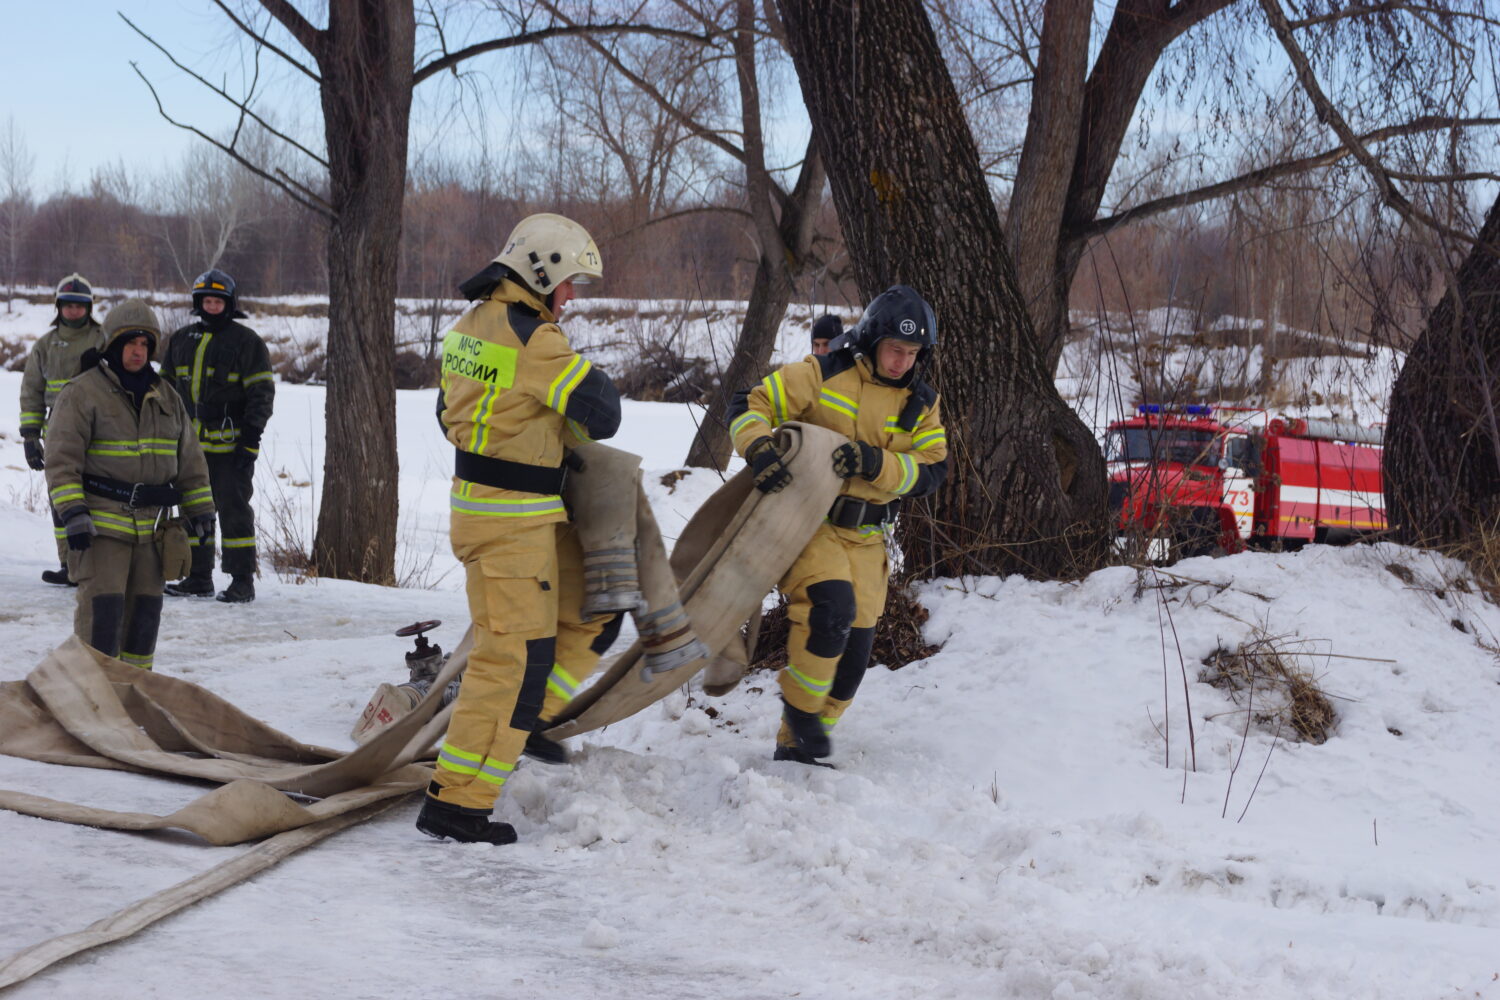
[544, 421, 844, 739]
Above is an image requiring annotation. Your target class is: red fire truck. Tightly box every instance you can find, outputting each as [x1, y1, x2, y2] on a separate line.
[1105, 403, 1386, 560]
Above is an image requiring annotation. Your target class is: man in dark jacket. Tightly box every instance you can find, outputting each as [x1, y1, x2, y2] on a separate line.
[161, 269, 275, 603]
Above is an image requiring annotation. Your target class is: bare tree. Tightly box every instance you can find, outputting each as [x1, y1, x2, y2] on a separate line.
[931, 0, 1500, 375]
[775, 0, 1109, 580]
[128, 1, 712, 583]
[539, 0, 829, 469]
[0, 117, 36, 310]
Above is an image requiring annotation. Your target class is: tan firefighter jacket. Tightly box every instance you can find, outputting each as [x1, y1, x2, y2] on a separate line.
[729, 351, 949, 529]
[19, 319, 107, 438]
[438, 277, 621, 524]
[45, 362, 215, 544]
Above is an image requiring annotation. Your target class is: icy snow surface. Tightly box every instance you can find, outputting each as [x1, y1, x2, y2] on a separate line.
[1, 300, 1497, 999]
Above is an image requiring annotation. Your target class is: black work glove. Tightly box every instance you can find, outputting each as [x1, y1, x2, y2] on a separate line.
[23, 437, 44, 471]
[233, 443, 258, 470]
[188, 513, 216, 541]
[832, 440, 883, 481]
[746, 436, 792, 494]
[64, 512, 96, 552]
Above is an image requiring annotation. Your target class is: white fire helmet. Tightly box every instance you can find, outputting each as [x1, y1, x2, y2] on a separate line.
[494, 213, 603, 298]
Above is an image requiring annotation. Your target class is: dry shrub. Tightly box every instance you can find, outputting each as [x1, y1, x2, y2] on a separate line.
[1439, 517, 1500, 606]
[1200, 631, 1336, 744]
[746, 584, 941, 675]
[0, 336, 27, 371]
[267, 342, 327, 384]
[611, 340, 714, 403]
[393, 349, 439, 389]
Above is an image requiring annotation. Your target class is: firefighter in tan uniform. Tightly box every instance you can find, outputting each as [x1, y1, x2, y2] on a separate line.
[729, 285, 949, 765]
[44, 300, 215, 670]
[417, 214, 623, 845]
[19, 274, 108, 585]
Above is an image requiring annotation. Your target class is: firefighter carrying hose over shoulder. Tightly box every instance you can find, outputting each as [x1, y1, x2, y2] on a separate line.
[417, 213, 624, 845]
[728, 285, 949, 766]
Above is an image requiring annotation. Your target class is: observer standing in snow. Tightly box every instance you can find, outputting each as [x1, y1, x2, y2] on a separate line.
[44, 299, 215, 670]
[418, 213, 623, 845]
[19, 274, 108, 586]
[728, 285, 949, 765]
[161, 270, 274, 604]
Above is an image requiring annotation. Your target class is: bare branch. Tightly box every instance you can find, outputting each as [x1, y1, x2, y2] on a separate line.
[1285, 0, 1408, 29]
[528, 1, 746, 166]
[211, 0, 320, 81]
[1080, 115, 1500, 238]
[603, 204, 752, 242]
[413, 21, 718, 86]
[1258, 0, 1487, 250]
[254, 0, 324, 58]
[129, 62, 333, 220]
[120, 13, 329, 169]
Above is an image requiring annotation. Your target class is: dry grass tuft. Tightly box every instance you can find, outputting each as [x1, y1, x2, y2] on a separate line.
[1201, 631, 1336, 744]
[1441, 517, 1500, 606]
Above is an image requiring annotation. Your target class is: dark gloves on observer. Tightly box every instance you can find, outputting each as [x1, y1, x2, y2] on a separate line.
[747, 436, 792, 494]
[64, 512, 96, 552]
[233, 443, 258, 470]
[22, 437, 44, 471]
[832, 440, 882, 481]
[188, 513, 216, 541]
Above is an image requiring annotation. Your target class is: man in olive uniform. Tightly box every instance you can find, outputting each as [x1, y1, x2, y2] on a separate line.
[44, 299, 215, 670]
[19, 274, 108, 585]
[418, 213, 623, 845]
[161, 269, 274, 604]
[729, 285, 949, 766]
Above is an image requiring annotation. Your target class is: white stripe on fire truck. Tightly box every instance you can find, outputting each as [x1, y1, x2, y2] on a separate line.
[1277, 484, 1382, 510]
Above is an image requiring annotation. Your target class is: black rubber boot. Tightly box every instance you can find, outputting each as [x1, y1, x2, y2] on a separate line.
[781, 699, 832, 758]
[216, 575, 255, 603]
[164, 573, 215, 597]
[415, 796, 517, 845]
[41, 564, 74, 587]
[773, 745, 836, 769]
[522, 731, 570, 766]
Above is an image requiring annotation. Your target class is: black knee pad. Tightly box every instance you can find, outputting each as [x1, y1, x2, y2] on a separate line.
[89, 593, 127, 656]
[804, 579, 856, 658]
[589, 612, 625, 655]
[123, 595, 164, 657]
[829, 626, 875, 701]
[509, 636, 558, 732]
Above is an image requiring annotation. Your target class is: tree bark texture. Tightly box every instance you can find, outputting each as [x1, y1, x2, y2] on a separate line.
[1385, 196, 1500, 546]
[310, 0, 413, 584]
[775, 0, 1109, 580]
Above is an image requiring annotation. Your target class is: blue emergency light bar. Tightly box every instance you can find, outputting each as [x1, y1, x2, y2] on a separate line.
[1136, 403, 1214, 416]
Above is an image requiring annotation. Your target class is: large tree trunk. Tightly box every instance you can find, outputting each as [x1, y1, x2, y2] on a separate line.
[775, 0, 1109, 580]
[686, 259, 796, 468]
[310, 1, 414, 584]
[1012, 0, 1238, 372]
[1384, 197, 1500, 545]
[684, 2, 825, 471]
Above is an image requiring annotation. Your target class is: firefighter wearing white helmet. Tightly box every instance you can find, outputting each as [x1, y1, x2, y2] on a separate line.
[44, 299, 215, 670]
[19, 273, 108, 586]
[727, 284, 949, 766]
[417, 213, 622, 845]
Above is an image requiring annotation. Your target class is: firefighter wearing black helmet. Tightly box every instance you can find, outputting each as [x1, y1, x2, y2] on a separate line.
[728, 284, 949, 766]
[160, 269, 275, 604]
[19, 274, 108, 586]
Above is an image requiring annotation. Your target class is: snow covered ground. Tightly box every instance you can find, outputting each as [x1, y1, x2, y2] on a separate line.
[2, 298, 1497, 999]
